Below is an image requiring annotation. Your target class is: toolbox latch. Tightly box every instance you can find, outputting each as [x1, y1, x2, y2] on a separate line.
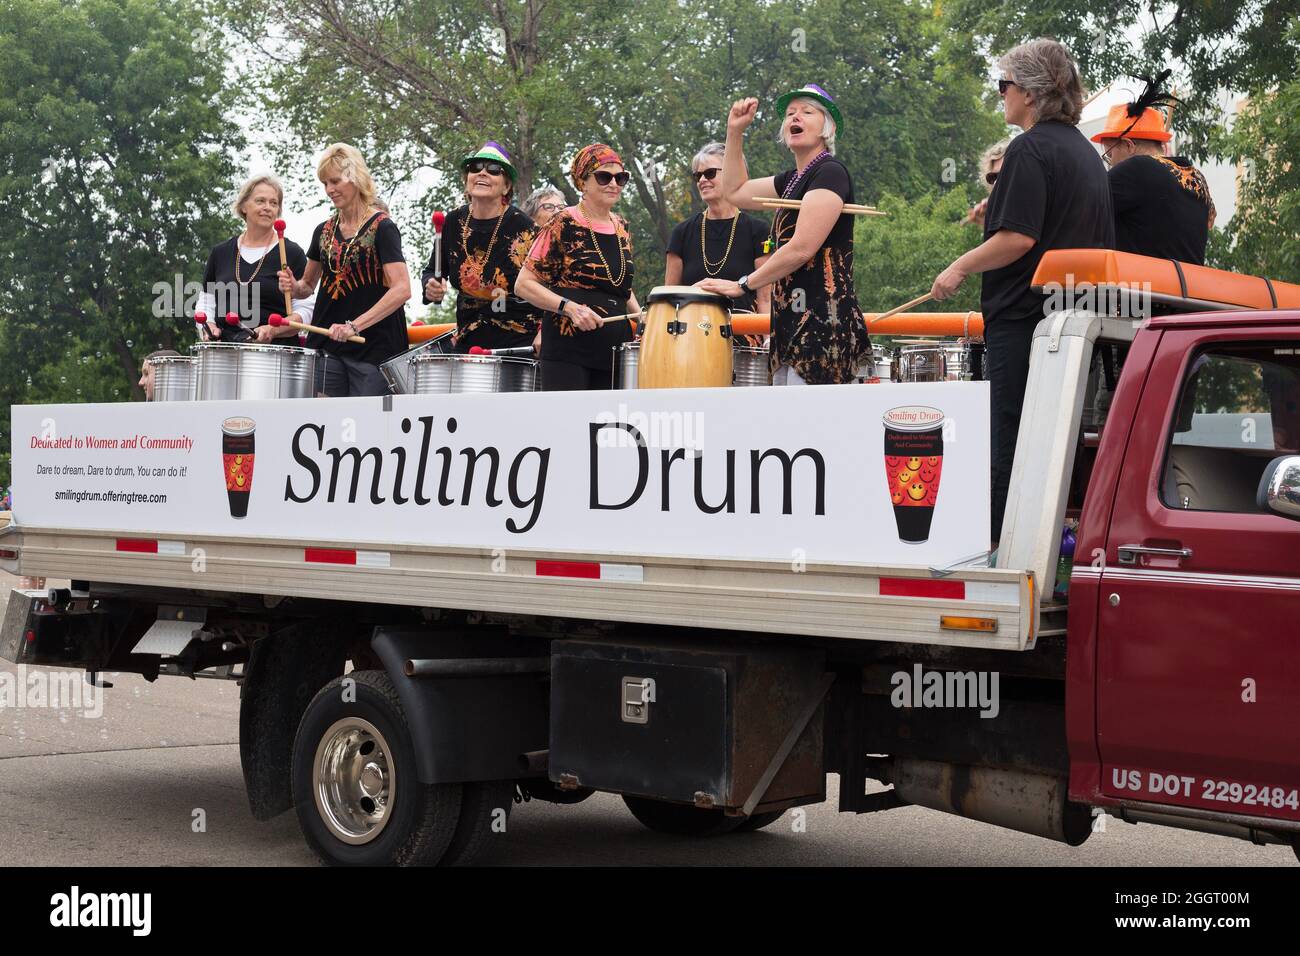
[621, 676, 656, 724]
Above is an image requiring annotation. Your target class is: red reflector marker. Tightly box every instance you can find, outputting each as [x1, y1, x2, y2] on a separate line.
[536, 560, 601, 579]
[880, 577, 966, 600]
[115, 538, 159, 554]
[305, 548, 357, 565]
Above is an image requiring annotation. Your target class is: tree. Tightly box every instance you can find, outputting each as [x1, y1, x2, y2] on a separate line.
[1206, 43, 1300, 283]
[212, 0, 1003, 298]
[0, 0, 244, 413]
[854, 188, 984, 315]
[942, 0, 1300, 162]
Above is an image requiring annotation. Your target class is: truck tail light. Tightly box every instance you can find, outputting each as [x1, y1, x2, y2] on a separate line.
[940, 615, 999, 633]
[0, 548, 18, 560]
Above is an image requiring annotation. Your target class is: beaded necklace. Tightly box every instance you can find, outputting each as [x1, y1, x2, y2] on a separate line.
[329, 210, 379, 277]
[699, 210, 740, 277]
[460, 204, 509, 287]
[234, 232, 275, 284]
[577, 200, 628, 287]
[764, 150, 832, 254]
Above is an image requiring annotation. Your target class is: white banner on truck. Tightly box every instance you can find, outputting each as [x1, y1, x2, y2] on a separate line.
[11, 384, 989, 565]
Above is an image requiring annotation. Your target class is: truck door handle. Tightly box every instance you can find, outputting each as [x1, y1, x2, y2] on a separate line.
[1117, 544, 1193, 565]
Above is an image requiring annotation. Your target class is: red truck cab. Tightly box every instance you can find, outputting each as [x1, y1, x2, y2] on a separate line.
[1068, 309, 1300, 838]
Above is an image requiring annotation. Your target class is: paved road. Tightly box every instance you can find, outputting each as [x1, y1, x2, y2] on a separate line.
[0, 576, 1293, 866]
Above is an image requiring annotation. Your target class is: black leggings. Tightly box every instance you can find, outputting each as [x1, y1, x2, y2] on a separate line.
[984, 317, 1038, 543]
[539, 359, 611, 391]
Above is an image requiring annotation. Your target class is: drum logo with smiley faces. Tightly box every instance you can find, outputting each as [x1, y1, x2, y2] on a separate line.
[883, 406, 945, 543]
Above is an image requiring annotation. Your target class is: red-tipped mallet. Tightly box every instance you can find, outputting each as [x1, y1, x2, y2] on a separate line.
[431, 210, 446, 279]
[269, 312, 365, 344]
[194, 311, 213, 339]
[469, 345, 534, 357]
[273, 219, 293, 316]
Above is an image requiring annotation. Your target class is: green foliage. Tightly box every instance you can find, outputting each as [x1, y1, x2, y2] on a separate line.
[942, 0, 1300, 162]
[853, 189, 984, 313]
[0, 0, 243, 483]
[1207, 71, 1300, 282]
[213, 0, 1002, 300]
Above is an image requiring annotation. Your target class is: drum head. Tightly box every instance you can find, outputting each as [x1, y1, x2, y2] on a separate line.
[647, 285, 730, 307]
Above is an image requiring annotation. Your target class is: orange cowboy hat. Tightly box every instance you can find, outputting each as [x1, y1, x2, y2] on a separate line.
[1091, 104, 1171, 143]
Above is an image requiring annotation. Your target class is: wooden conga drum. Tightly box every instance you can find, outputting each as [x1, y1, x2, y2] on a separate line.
[638, 286, 733, 389]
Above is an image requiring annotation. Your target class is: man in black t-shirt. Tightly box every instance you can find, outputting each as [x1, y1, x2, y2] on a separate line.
[1092, 104, 1215, 264]
[930, 39, 1113, 546]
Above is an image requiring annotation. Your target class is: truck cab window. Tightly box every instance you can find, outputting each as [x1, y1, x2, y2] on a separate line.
[1161, 345, 1300, 512]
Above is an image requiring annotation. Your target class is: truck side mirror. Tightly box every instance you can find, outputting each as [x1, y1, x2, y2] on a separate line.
[1257, 456, 1300, 520]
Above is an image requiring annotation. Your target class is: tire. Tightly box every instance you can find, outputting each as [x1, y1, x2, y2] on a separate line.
[733, 809, 786, 833]
[291, 670, 462, 866]
[439, 780, 514, 867]
[623, 795, 746, 837]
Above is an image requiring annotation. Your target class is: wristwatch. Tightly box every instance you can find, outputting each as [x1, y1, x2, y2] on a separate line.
[737, 274, 752, 295]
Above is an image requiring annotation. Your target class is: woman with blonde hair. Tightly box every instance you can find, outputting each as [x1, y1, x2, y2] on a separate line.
[279, 143, 411, 396]
[198, 173, 315, 343]
[929, 38, 1113, 546]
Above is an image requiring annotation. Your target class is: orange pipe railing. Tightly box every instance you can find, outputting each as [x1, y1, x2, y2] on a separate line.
[730, 312, 984, 337]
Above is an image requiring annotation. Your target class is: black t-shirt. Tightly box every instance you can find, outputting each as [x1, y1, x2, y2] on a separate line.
[202, 236, 307, 335]
[981, 121, 1115, 323]
[768, 157, 869, 384]
[307, 213, 407, 365]
[1109, 155, 1214, 265]
[420, 204, 540, 339]
[666, 211, 767, 312]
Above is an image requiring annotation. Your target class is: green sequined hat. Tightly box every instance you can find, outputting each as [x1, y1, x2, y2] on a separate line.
[774, 84, 844, 131]
[460, 141, 517, 181]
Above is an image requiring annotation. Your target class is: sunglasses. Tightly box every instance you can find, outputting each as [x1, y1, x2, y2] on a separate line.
[997, 79, 1018, 95]
[591, 170, 630, 186]
[985, 171, 998, 185]
[466, 161, 506, 176]
[694, 168, 721, 182]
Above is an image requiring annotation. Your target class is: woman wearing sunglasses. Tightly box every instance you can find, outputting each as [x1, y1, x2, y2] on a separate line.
[697, 84, 870, 386]
[666, 142, 770, 320]
[964, 140, 1009, 226]
[420, 143, 541, 354]
[515, 143, 640, 391]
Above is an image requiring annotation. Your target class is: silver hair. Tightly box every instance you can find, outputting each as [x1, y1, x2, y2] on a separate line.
[998, 38, 1084, 126]
[521, 185, 565, 219]
[777, 97, 837, 155]
[691, 142, 726, 171]
[231, 173, 284, 221]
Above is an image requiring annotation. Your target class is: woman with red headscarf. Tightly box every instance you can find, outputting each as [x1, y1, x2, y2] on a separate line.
[514, 143, 641, 391]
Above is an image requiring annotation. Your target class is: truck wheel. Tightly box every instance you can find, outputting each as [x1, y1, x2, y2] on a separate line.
[292, 671, 462, 866]
[623, 795, 747, 837]
[439, 781, 514, 867]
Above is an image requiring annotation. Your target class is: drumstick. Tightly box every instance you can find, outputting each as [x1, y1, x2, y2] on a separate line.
[273, 219, 293, 316]
[597, 312, 641, 324]
[468, 345, 535, 357]
[431, 211, 446, 279]
[869, 293, 932, 326]
[759, 198, 887, 217]
[269, 312, 365, 344]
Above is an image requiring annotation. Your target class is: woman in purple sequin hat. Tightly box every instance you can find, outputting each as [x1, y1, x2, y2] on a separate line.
[697, 84, 869, 385]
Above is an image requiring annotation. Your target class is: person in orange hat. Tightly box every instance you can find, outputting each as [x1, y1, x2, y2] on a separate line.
[1092, 77, 1216, 264]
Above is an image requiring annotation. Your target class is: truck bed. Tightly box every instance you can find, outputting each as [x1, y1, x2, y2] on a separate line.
[1, 523, 1038, 651]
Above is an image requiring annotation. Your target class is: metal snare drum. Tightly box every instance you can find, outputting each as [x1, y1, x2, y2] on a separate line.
[732, 344, 771, 386]
[896, 342, 984, 383]
[192, 343, 317, 400]
[612, 342, 640, 389]
[381, 329, 456, 394]
[943, 341, 984, 381]
[872, 348, 897, 382]
[410, 353, 537, 394]
[149, 355, 196, 401]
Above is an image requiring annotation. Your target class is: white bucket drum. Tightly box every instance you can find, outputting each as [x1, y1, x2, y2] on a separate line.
[149, 355, 196, 401]
[193, 343, 317, 400]
[381, 329, 457, 394]
[410, 353, 537, 394]
[732, 343, 771, 386]
[612, 342, 640, 389]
